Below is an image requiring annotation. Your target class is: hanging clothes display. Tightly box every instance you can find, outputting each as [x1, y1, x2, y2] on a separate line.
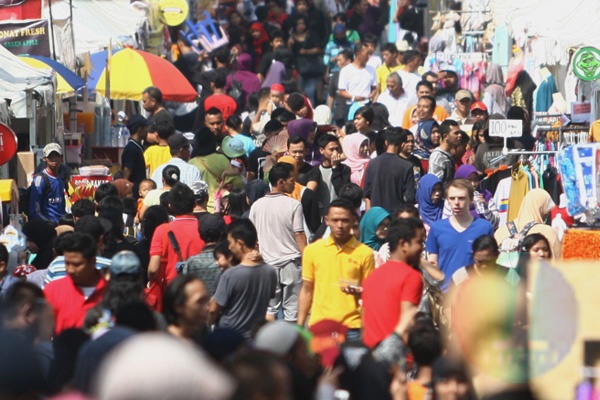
[535, 70, 557, 112]
[424, 53, 487, 99]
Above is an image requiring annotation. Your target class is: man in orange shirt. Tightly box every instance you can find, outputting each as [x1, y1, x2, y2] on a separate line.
[402, 81, 448, 129]
[204, 73, 238, 123]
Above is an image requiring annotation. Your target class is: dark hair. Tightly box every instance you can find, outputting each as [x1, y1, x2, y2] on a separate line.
[199, 219, 226, 244]
[317, 133, 340, 149]
[0, 242, 7, 265]
[333, 12, 347, 23]
[344, 121, 356, 135]
[268, 29, 284, 42]
[214, 240, 233, 259]
[287, 93, 305, 112]
[398, 129, 413, 145]
[255, 5, 268, 21]
[387, 218, 424, 253]
[162, 165, 181, 187]
[394, 204, 419, 218]
[72, 199, 95, 219]
[338, 183, 363, 209]
[54, 231, 74, 255]
[61, 232, 96, 260]
[276, 111, 296, 124]
[212, 46, 230, 65]
[370, 103, 390, 133]
[94, 183, 118, 204]
[101, 273, 145, 316]
[363, 33, 377, 45]
[224, 188, 249, 220]
[326, 198, 356, 217]
[141, 205, 170, 241]
[458, 130, 470, 146]
[226, 218, 258, 249]
[264, 120, 284, 137]
[338, 48, 354, 63]
[384, 127, 403, 146]
[416, 80, 433, 92]
[98, 196, 124, 214]
[403, 49, 421, 64]
[115, 301, 157, 332]
[423, 71, 438, 81]
[520, 233, 551, 255]
[212, 72, 227, 89]
[226, 115, 243, 131]
[206, 107, 223, 118]
[354, 41, 366, 55]
[143, 86, 163, 104]
[1, 281, 44, 321]
[287, 135, 307, 148]
[418, 95, 436, 110]
[268, 162, 293, 187]
[294, 15, 308, 31]
[408, 319, 442, 366]
[154, 120, 175, 140]
[168, 182, 195, 216]
[162, 275, 203, 325]
[257, 87, 271, 102]
[227, 351, 290, 400]
[98, 206, 125, 252]
[58, 213, 75, 227]
[122, 197, 137, 216]
[472, 234, 500, 256]
[381, 42, 398, 53]
[270, 107, 287, 121]
[438, 119, 459, 138]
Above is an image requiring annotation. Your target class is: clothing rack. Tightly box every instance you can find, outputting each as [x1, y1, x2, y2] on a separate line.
[489, 148, 559, 165]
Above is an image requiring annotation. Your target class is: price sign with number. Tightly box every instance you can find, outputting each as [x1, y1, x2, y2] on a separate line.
[489, 119, 523, 138]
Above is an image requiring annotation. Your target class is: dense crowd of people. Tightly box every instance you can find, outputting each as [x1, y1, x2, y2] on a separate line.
[0, 1, 565, 398]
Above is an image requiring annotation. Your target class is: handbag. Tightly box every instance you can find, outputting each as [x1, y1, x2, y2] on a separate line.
[297, 38, 324, 77]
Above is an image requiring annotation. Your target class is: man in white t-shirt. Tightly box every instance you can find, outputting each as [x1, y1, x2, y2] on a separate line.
[338, 42, 377, 106]
[376, 72, 410, 127]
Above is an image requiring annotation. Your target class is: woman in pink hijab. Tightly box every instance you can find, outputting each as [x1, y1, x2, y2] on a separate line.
[342, 133, 370, 187]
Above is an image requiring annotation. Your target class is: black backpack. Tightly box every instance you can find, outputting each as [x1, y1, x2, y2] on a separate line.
[20, 173, 51, 217]
[228, 72, 244, 107]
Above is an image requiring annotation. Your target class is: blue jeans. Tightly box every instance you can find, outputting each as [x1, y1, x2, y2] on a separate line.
[300, 76, 319, 106]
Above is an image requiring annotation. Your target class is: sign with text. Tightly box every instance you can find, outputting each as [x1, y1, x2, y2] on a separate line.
[0, 0, 41, 21]
[0, 19, 49, 57]
[571, 102, 592, 123]
[489, 119, 523, 138]
[0, 123, 18, 166]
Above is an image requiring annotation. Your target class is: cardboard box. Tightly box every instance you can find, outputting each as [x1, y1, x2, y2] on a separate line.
[16, 152, 36, 188]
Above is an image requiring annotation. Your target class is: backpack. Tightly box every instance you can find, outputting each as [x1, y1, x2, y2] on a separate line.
[227, 72, 244, 107]
[497, 221, 538, 268]
[20, 173, 50, 217]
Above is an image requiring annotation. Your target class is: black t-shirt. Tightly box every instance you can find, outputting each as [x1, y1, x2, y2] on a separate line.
[249, 148, 270, 180]
[297, 162, 314, 186]
[121, 139, 146, 195]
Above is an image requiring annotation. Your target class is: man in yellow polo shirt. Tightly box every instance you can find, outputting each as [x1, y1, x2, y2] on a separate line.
[144, 121, 174, 177]
[375, 43, 403, 95]
[298, 198, 375, 341]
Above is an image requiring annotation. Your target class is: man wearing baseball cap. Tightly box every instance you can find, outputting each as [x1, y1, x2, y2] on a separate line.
[150, 133, 201, 189]
[470, 101, 489, 123]
[29, 143, 66, 223]
[449, 89, 475, 125]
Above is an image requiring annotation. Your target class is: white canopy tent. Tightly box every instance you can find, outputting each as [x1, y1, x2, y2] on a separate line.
[44, 0, 148, 56]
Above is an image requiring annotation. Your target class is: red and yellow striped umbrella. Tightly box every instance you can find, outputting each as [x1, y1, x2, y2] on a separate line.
[89, 48, 197, 102]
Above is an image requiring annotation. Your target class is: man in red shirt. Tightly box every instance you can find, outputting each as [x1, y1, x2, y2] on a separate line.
[204, 73, 238, 123]
[148, 182, 205, 288]
[361, 217, 425, 348]
[44, 232, 107, 335]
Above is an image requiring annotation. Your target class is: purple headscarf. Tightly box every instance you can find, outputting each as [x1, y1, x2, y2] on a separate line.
[287, 118, 322, 166]
[454, 164, 492, 217]
[261, 61, 286, 88]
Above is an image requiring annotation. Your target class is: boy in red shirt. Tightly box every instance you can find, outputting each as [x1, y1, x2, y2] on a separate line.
[44, 232, 107, 335]
[361, 217, 425, 348]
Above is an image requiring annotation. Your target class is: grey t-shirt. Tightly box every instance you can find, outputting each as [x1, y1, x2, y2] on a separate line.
[213, 263, 277, 339]
[249, 194, 304, 267]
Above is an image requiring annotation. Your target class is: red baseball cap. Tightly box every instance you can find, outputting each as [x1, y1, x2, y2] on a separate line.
[470, 101, 488, 112]
[270, 83, 284, 93]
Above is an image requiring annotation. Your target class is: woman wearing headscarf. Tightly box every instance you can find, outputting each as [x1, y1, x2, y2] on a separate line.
[249, 22, 270, 68]
[22, 219, 57, 270]
[483, 63, 507, 116]
[225, 53, 262, 110]
[416, 174, 444, 234]
[442, 164, 500, 228]
[494, 188, 560, 259]
[413, 120, 439, 160]
[341, 133, 370, 187]
[359, 206, 390, 251]
[278, 156, 321, 235]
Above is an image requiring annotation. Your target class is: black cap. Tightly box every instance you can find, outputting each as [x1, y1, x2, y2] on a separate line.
[199, 214, 226, 241]
[74, 215, 112, 241]
[127, 114, 149, 133]
[168, 133, 195, 152]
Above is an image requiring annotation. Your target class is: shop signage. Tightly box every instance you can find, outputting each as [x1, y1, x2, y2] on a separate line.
[0, 19, 50, 57]
[571, 102, 592, 123]
[0, 0, 41, 21]
[159, 0, 189, 26]
[572, 47, 600, 82]
[489, 119, 523, 138]
[0, 123, 18, 166]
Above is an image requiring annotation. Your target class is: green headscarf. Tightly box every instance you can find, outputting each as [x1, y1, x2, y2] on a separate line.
[359, 207, 390, 251]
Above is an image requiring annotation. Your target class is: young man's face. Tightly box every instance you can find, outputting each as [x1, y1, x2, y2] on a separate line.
[44, 152, 62, 173]
[141, 93, 156, 113]
[416, 98, 434, 120]
[270, 91, 284, 106]
[288, 142, 307, 165]
[279, 175, 296, 194]
[272, 37, 285, 49]
[447, 186, 471, 217]
[382, 50, 397, 66]
[336, 55, 350, 70]
[64, 251, 97, 286]
[400, 227, 426, 266]
[180, 279, 210, 329]
[446, 125, 461, 147]
[455, 97, 473, 115]
[325, 206, 354, 243]
[416, 85, 432, 98]
[227, 233, 244, 260]
[319, 140, 341, 162]
[205, 113, 224, 135]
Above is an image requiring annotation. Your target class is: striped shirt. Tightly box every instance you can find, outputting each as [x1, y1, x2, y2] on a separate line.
[44, 256, 112, 287]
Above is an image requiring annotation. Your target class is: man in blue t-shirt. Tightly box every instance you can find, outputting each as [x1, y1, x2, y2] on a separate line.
[426, 179, 494, 291]
[29, 143, 66, 224]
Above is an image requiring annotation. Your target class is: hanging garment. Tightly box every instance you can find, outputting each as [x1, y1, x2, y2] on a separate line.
[507, 166, 530, 222]
[493, 176, 512, 227]
[535, 75, 557, 112]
